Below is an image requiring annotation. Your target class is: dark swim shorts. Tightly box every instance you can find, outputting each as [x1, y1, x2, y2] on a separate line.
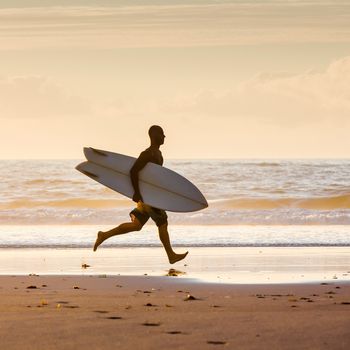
[129, 201, 168, 227]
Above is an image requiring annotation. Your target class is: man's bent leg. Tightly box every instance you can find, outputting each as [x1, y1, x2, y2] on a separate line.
[158, 223, 188, 264]
[93, 216, 143, 251]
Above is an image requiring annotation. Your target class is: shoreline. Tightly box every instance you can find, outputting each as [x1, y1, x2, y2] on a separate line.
[0, 275, 349, 349]
[1, 225, 350, 248]
[0, 247, 349, 284]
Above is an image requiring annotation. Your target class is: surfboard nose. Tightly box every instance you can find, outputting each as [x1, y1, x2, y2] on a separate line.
[198, 193, 209, 209]
[203, 197, 209, 208]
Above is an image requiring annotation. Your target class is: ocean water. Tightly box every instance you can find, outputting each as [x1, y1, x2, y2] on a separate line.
[0, 159, 350, 248]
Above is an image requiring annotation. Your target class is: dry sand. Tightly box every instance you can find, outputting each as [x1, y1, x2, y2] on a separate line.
[0, 275, 349, 350]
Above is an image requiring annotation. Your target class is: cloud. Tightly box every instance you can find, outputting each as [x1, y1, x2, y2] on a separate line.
[2, 56, 350, 128]
[0, 75, 90, 118]
[0, 1, 350, 49]
[151, 56, 350, 126]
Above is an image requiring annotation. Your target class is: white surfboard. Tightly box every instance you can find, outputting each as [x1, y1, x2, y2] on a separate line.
[75, 147, 208, 213]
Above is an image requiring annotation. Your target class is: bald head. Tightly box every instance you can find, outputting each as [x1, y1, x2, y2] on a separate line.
[148, 125, 165, 146]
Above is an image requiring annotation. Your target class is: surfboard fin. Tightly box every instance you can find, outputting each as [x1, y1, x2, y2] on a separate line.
[90, 147, 107, 157]
[81, 170, 99, 179]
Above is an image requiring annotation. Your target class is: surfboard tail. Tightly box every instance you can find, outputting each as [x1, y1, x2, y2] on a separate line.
[75, 162, 99, 179]
[84, 147, 107, 160]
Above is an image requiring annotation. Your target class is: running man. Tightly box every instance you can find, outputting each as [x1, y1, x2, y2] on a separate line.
[93, 125, 188, 264]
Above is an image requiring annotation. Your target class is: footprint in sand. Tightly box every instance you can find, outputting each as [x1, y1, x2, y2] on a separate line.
[63, 305, 79, 309]
[145, 303, 157, 307]
[142, 322, 161, 327]
[184, 294, 199, 301]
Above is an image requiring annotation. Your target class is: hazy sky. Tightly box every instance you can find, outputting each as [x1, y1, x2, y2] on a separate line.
[1, 0, 350, 159]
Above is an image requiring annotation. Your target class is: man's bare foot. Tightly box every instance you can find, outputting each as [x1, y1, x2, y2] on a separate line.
[169, 251, 188, 264]
[93, 231, 105, 251]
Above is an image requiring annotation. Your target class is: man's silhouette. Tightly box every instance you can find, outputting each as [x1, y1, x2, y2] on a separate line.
[93, 125, 188, 264]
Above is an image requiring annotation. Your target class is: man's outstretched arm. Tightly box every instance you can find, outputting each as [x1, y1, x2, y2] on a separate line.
[130, 152, 150, 202]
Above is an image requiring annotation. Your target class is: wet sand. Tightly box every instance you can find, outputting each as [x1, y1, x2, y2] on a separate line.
[0, 275, 349, 350]
[1, 247, 350, 284]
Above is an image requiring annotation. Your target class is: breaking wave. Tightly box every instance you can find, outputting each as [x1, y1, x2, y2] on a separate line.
[210, 194, 350, 210]
[2, 194, 349, 211]
[0, 198, 131, 210]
